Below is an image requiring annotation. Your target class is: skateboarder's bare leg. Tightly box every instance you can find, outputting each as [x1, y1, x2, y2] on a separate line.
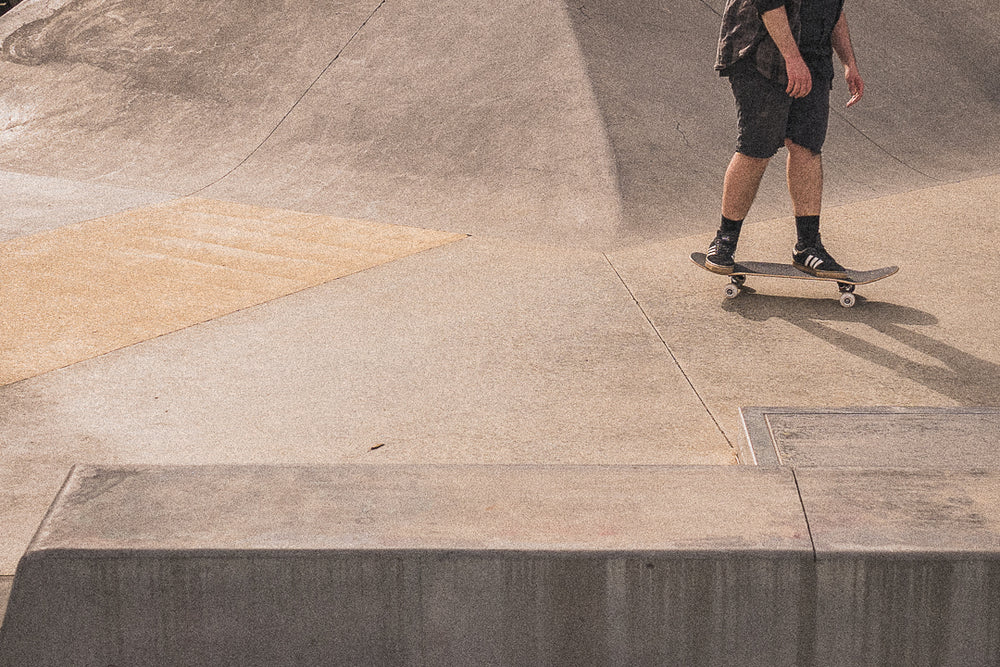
[785, 139, 823, 217]
[721, 152, 769, 221]
[784, 139, 846, 275]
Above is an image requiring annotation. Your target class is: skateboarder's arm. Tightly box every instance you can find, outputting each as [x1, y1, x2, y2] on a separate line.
[832, 12, 864, 107]
[760, 6, 812, 98]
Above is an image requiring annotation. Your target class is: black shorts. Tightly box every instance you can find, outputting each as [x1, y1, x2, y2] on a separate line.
[729, 63, 832, 159]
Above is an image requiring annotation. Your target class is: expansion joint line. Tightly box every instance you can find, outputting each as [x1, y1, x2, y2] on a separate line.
[189, 0, 389, 197]
[603, 253, 734, 452]
[791, 469, 818, 560]
[832, 110, 941, 183]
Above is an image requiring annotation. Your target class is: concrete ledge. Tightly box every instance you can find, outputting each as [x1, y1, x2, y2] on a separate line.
[3, 464, 999, 665]
[798, 467, 1000, 667]
[0, 465, 813, 666]
[738, 406, 1000, 467]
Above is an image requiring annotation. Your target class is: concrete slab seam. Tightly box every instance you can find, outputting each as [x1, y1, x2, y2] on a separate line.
[790, 468, 818, 561]
[603, 253, 734, 452]
[694, 0, 722, 18]
[189, 0, 389, 197]
[830, 109, 941, 183]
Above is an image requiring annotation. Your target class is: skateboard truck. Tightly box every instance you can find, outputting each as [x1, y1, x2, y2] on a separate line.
[724, 274, 856, 307]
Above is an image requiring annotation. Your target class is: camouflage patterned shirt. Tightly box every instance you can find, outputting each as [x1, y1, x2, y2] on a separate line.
[715, 0, 803, 84]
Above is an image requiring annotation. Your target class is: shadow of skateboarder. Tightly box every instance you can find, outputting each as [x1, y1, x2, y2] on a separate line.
[723, 294, 1000, 406]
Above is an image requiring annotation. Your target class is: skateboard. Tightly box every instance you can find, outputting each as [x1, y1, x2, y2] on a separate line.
[690, 252, 898, 308]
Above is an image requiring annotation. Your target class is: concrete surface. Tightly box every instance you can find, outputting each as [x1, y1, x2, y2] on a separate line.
[739, 406, 1000, 466]
[0, 196, 462, 385]
[13, 465, 812, 553]
[0, 170, 170, 242]
[799, 467, 1000, 556]
[0, 233, 734, 575]
[5, 464, 1000, 665]
[0, 465, 814, 666]
[609, 175, 1000, 443]
[1, 0, 999, 653]
[4, 0, 998, 247]
[798, 467, 1000, 666]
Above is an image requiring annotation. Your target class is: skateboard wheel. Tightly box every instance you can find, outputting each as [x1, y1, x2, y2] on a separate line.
[839, 292, 856, 308]
[723, 283, 740, 299]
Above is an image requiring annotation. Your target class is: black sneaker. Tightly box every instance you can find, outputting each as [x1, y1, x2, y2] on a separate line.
[706, 233, 738, 274]
[793, 242, 847, 279]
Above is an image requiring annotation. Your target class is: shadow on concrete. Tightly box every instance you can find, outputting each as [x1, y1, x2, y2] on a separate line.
[563, 0, 734, 242]
[723, 295, 1000, 405]
[564, 0, 1000, 241]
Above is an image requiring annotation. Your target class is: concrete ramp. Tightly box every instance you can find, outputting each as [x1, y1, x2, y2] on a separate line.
[565, 0, 1000, 237]
[3, 0, 998, 247]
[0, 0, 385, 194]
[0, 0, 626, 248]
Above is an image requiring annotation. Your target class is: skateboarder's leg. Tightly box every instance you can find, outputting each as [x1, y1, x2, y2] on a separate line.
[786, 145, 845, 276]
[709, 67, 787, 274]
[722, 68, 786, 221]
[784, 85, 846, 278]
[785, 139, 822, 217]
[707, 152, 769, 273]
[722, 152, 770, 221]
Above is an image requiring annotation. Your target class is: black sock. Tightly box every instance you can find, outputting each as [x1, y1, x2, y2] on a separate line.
[795, 215, 820, 248]
[719, 215, 743, 239]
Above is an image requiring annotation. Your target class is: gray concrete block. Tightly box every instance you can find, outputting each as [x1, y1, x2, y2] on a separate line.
[0, 465, 813, 667]
[739, 406, 1000, 467]
[797, 468, 1000, 667]
[6, 464, 1000, 665]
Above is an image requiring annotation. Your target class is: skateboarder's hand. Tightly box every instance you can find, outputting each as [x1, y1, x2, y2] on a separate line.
[785, 56, 813, 98]
[761, 7, 813, 99]
[845, 64, 864, 107]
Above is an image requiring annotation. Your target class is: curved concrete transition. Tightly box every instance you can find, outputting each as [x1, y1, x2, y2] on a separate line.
[2, 0, 998, 248]
[2, 0, 1000, 662]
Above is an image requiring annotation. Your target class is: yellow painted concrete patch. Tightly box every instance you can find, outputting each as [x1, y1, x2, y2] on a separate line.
[0, 197, 465, 385]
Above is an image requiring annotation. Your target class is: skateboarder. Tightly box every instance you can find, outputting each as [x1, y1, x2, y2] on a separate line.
[705, 0, 865, 278]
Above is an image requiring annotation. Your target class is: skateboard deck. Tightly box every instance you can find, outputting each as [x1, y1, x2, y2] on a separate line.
[690, 252, 898, 307]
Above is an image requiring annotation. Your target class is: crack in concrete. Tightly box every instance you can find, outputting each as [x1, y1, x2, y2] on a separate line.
[696, 0, 722, 18]
[676, 121, 692, 148]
